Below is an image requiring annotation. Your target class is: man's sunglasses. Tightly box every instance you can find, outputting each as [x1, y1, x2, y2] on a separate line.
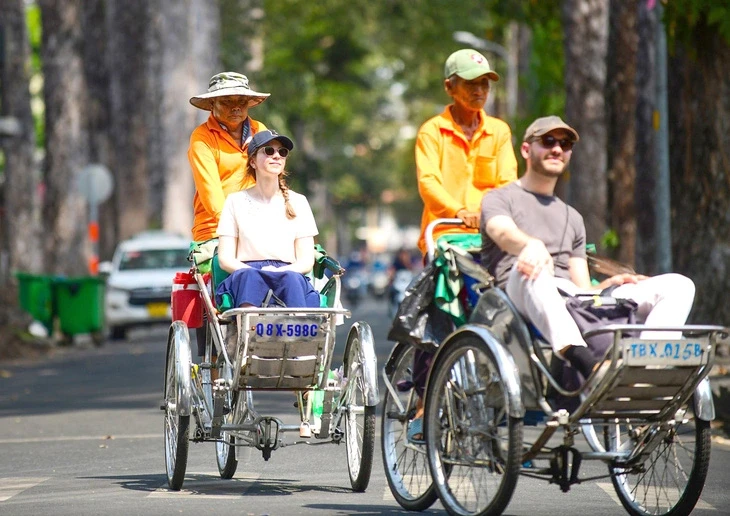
[533, 134, 574, 151]
[262, 146, 289, 157]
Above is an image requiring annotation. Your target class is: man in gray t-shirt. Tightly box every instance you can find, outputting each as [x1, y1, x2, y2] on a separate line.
[479, 116, 696, 380]
[481, 182, 585, 288]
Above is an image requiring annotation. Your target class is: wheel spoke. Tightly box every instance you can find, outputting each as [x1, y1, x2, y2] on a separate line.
[426, 336, 521, 516]
[381, 344, 437, 511]
[608, 413, 709, 516]
[344, 325, 376, 493]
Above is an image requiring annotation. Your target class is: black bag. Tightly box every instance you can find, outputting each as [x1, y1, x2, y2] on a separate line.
[549, 294, 638, 410]
[564, 294, 638, 360]
[387, 262, 453, 352]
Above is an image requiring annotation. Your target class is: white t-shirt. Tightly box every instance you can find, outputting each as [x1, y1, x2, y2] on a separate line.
[217, 189, 318, 263]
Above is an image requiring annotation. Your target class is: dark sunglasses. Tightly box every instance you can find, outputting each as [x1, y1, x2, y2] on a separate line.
[262, 146, 289, 157]
[533, 134, 574, 151]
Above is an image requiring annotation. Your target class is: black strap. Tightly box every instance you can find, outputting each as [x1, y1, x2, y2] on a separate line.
[262, 289, 286, 308]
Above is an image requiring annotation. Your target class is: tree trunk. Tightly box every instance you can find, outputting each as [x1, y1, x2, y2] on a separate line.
[560, 0, 609, 249]
[668, 25, 730, 323]
[148, 0, 220, 238]
[106, 0, 149, 241]
[633, 3, 658, 274]
[606, 0, 638, 266]
[80, 0, 116, 262]
[0, 0, 43, 279]
[516, 24, 533, 124]
[39, 0, 89, 276]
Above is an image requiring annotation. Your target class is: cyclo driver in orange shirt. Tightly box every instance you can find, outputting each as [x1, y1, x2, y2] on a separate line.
[187, 72, 270, 360]
[407, 48, 518, 443]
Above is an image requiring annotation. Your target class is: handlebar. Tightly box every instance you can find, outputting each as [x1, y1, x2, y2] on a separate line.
[314, 250, 346, 276]
[425, 218, 470, 263]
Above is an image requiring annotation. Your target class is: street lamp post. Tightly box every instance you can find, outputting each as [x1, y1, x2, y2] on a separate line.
[453, 30, 517, 122]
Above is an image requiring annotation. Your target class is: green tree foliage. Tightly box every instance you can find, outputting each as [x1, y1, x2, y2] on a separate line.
[220, 1, 535, 225]
[664, 0, 730, 49]
[243, 0, 399, 210]
[25, 3, 44, 146]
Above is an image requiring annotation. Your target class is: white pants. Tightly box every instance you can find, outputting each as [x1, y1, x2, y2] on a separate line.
[505, 267, 696, 354]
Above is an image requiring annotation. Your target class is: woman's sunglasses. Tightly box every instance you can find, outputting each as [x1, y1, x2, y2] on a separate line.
[533, 134, 574, 151]
[262, 146, 289, 157]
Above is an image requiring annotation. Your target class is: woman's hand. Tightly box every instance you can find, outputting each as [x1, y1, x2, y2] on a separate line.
[516, 238, 554, 279]
[261, 265, 283, 272]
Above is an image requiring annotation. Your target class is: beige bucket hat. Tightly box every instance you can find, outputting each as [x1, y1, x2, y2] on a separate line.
[189, 72, 270, 111]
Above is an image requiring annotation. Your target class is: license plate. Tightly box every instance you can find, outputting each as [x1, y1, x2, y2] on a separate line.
[623, 339, 707, 366]
[147, 302, 169, 318]
[249, 315, 326, 341]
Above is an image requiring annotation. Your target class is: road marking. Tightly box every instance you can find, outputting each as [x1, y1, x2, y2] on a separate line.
[0, 434, 159, 444]
[596, 482, 715, 510]
[148, 472, 262, 499]
[0, 477, 48, 502]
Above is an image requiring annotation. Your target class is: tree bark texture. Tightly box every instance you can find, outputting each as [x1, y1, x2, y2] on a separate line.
[106, 0, 149, 241]
[561, 0, 609, 249]
[606, 0, 638, 266]
[148, 0, 220, 238]
[633, 4, 658, 274]
[0, 0, 43, 279]
[81, 0, 115, 261]
[668, 27, 730, 323]
[39, 0, 89, 275]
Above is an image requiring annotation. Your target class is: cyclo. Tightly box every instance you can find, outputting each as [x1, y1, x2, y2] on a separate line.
[382, 218, 727, 516]
[162, 245, 379, 492]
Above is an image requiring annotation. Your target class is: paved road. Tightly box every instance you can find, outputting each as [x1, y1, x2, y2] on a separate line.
[1, 297, 729, 515]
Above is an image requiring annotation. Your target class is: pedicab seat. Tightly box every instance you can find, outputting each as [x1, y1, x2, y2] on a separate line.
[210, 244, 348, 390]
[208, 244, 343, 312]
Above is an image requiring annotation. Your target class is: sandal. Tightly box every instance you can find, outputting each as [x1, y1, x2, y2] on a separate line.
[407, 417, 425, 445]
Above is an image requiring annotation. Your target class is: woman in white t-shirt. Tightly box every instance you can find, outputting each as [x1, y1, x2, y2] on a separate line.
[215, 130, 320, 308]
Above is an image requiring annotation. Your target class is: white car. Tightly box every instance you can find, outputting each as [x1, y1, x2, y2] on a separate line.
[100, 231, 191, 340]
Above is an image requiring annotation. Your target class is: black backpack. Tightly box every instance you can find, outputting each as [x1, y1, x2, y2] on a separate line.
[549, 293, 638, 410]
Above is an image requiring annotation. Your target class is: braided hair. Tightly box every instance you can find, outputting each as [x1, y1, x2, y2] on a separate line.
[245, 151, 297, 219]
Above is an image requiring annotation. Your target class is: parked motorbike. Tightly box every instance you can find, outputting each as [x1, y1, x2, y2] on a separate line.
[343, 268, 368, 307]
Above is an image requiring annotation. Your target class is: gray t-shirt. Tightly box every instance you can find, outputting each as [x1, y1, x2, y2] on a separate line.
[480, 182, 586, 287]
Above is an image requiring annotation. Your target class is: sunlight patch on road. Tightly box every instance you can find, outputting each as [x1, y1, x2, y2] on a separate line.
[0, 477, 49, 502]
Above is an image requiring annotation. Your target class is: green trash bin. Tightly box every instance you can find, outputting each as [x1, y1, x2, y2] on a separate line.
[15, 272, 56, 334]
[54, 276, 106, 344]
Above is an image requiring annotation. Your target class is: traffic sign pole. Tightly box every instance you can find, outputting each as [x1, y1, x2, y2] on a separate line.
[75, 164, 113, 275]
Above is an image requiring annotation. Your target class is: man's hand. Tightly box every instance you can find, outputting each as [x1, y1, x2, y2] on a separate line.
[516, 238, 554, 279]
[599, 272, 649, 289]
[456, 209, 480, 228]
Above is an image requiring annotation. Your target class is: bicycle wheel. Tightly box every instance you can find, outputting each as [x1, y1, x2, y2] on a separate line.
[607, 407, 711, 516]
[425, 333, 522, 516]
[381, 343, 438, 511]
[163, 323, 191, 491]
[215, 359, 238, 479]
[344, 322, 376, 492]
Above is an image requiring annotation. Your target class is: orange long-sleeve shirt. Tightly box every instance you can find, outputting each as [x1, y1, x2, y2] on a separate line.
[416, 106, 517, 255]
[188, 114, 267, 241]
